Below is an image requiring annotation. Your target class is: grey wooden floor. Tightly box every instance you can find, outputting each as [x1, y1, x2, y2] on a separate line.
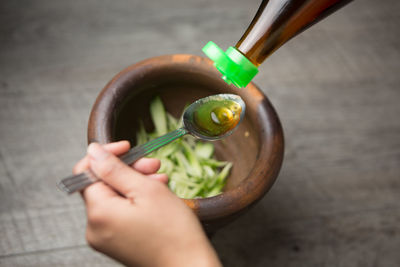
[1, 0, 399, 266]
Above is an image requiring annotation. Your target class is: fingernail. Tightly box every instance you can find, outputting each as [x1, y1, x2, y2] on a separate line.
[87, 143, 109, 161]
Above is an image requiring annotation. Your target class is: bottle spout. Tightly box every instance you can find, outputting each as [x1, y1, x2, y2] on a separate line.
[202, 41, 258, 88]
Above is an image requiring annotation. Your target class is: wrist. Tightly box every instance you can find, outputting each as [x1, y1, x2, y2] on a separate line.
[157, 234, 222, 267]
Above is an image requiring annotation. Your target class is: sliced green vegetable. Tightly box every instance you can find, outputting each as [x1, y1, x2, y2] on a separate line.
[181, 142, 202, 177]
[167, 113, 179, 130]
[150, 96, 168, 136]
[195, 142, 214, 159]
[154, 142, 179, 158]
[199, 158, 229, 168]
[136, 96, 233, 199]
[136, 121, 148, 145]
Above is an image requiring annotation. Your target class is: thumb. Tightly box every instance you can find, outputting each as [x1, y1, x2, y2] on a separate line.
[87, 142, 147, 196]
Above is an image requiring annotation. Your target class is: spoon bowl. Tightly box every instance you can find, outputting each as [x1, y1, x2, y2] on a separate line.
[183, 94, 246, 140]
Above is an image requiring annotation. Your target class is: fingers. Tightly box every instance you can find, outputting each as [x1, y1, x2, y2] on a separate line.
[103, 140, 131, 155]
[147, 173, 169, 184]
[132, 158, 161, 174]
[82, 181, 120, 205]
[73, 157, 89, 174]
[73, 141, 130, 174]
[134, 158, 168, 184]
[87, 142, 147, 196]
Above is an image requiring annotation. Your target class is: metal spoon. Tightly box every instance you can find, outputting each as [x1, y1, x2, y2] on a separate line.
[57, 93, 245, 194]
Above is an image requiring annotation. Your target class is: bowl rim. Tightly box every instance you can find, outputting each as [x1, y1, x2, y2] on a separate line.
[88, 54, 284, 223]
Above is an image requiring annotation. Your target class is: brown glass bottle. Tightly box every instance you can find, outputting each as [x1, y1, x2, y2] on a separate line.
[235, 0, 353, 66]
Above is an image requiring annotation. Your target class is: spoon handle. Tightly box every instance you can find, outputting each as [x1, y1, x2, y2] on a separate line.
[57, 128, 188, 194]
[120, 128, 188, 163]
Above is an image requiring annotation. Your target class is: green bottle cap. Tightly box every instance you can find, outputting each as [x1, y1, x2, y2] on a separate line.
[202, 41, 258, 88]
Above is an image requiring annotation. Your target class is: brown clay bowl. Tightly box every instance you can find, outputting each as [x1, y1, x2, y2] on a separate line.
[87, 54, 284, 232]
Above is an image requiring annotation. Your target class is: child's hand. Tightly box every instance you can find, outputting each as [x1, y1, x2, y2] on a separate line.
[73, 141, 221, 267]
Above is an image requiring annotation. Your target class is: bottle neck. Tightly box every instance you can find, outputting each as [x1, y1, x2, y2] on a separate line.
[235, 0, 353, 66]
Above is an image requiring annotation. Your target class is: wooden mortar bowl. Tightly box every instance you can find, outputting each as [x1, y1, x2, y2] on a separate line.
[88, 55, 284, 233]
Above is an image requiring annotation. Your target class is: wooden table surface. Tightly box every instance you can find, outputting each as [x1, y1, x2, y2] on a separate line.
[1, 0, 399, 266]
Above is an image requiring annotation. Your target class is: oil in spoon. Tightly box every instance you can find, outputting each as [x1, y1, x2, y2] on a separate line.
[192, 98, 242, 137]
